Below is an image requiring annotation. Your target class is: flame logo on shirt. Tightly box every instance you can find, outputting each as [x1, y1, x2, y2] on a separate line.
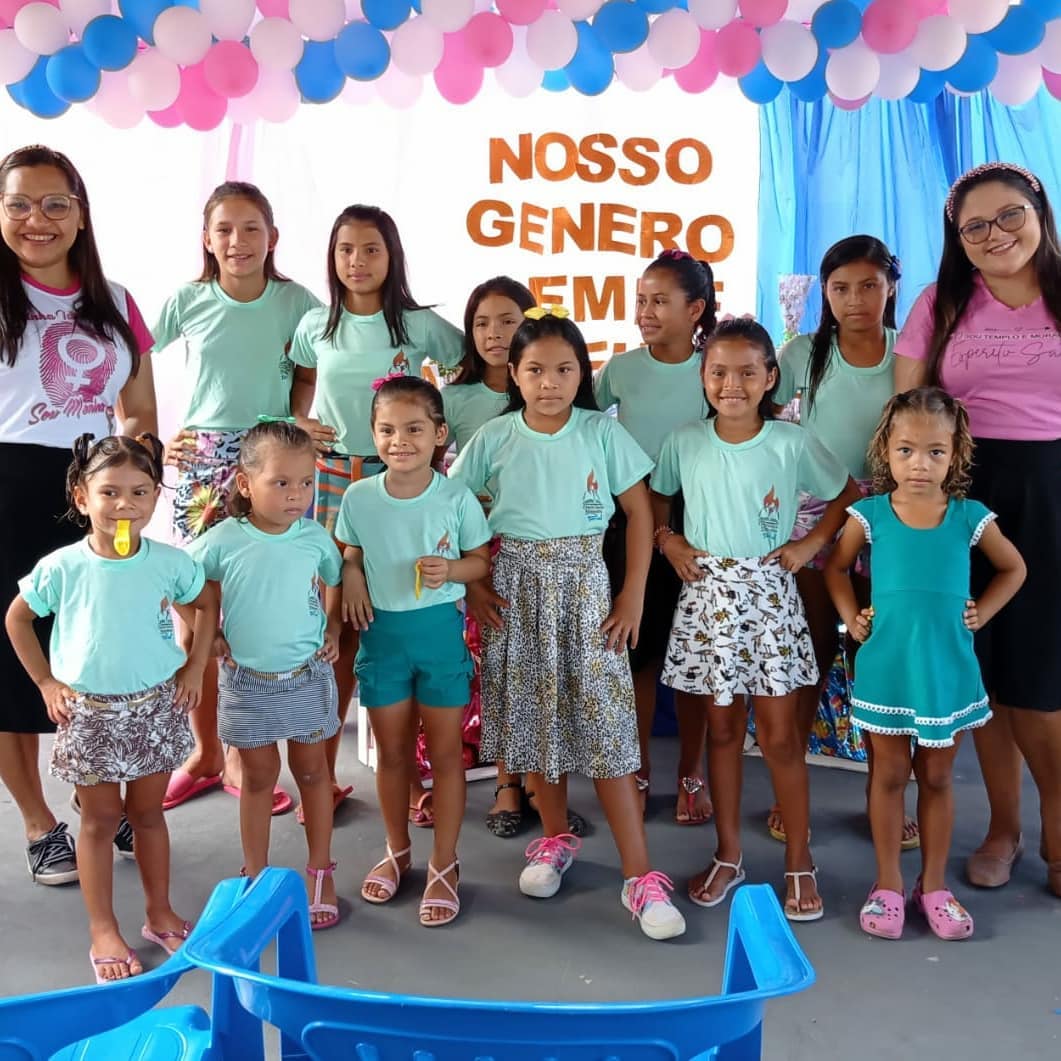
[583, 469, 604, 523]
[392, 350, 411, 375]
[436, 530, 451, 554]
[758, 485, 781, 549]
[761, 486, 780, 514]
[157, 597, 174, 641]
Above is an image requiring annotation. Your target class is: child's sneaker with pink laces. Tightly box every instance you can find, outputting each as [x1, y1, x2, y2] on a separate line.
[621, 871, 686, 940]
[519, 834, 581, 898]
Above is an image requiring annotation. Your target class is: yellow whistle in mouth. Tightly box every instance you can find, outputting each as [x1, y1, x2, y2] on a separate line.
[414, 560, 423, 600]
[114, 520, 131, 556]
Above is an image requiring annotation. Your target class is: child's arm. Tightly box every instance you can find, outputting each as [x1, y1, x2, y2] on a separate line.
[965, 522, 1026, 630]
[822, 517, 873, 642]
[651, 489, 710, 583]
[4, 596, 76, 724]
[319, 578, 342, 663]
[340, 545, 374, 631]
[417, 545, 490, 590]
[772, 475, 863, 571]
[291, 365, 338, 453]
[603, 480, 652, 654]
[173, 581, 219, 712]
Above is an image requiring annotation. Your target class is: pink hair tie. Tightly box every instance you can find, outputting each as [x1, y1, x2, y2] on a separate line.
[945, 163, 1043, 221]
[371, 372, 406, 392]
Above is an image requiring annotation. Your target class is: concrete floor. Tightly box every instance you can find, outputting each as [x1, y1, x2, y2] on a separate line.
[1, 728, 1058, 1059]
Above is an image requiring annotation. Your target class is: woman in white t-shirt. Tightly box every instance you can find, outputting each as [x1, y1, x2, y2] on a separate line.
[0, 145, 157, 887]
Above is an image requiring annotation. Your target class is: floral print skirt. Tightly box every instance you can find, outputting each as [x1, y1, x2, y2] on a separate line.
[172, 429, 243, 545]
[480, 535, 640, 783]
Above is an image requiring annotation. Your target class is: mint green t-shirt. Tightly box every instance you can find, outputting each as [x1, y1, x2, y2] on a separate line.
[288, 306, 463, 457]
[186, 517, 342, 672]
[652, 419, 848, 558]
[152, 279, 322, 432]
[449, 406, 653, 541]
[775, 329, 896, 480]
[593, 346, 708, 460]
[335, 471, 490, 613]
[19, 538, 205, 694]
[441, 381, 509, 452]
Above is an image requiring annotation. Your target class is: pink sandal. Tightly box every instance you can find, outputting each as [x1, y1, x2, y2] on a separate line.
[859, 887, 904, 939]
[306, 862, 340, 931]
[419, 860, 460, 927]
[408, 792, 434, 828]
[361, 843, 411, 904]
[140, 920, 192, 955]
[912, 879, 973, 940]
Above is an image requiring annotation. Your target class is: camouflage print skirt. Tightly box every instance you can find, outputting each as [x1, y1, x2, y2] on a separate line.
[662, 555, 819, 706]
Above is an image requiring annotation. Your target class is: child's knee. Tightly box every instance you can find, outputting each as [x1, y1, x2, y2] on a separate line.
[125, 805, 164, 833]
[374, 740, 408, 772]
[426, 739, 463, 775]
[917, 760, 953, 795]
[757, 725, 803, 764]
[81, 807, 123, 836]
[240, 760, 280, 792]
[708, 712, 745, 748]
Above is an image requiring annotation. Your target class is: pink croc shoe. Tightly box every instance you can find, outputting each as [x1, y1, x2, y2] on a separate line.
[913, 879, 973, 940]
[859, 887, 904, 940]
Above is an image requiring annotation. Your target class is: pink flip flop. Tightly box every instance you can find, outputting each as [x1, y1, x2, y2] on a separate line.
[222, 784, 294, 816]
[162, 769, 222, 811]
[859, 887, 904, 939]
[90, 949, 140, 985]
[140, 920, 192, 955]
[296, 784, 354, 826]
[913, 879, 974, 940]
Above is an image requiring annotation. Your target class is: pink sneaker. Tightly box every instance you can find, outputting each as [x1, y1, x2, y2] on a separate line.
[912, 879, 973, 940]
[859, 887, 904, 940]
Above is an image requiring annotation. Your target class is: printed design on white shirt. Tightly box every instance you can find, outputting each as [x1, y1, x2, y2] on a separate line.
[583, 469, 604, 524]
[759, 486, 781, 549]
[158, 596, 175, 641]
[31, 315, 118, 430]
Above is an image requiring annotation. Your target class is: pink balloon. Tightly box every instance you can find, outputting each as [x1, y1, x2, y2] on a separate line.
[737, 0, 785, 29]
[673, 29, 718, 92]
[464, 12, 513, 66]
[203, 40, 260, 98]
[829, 91, 870, 110]
[434, 30, 483, 101]
[148, 101, 183, 128]
[178, 62, 228, 131]
[1045, 68, 1061, 101]
[715, 19, 759, 77]
[861, 0, 918, 55]
[256, 0, 289, 15]
[910, 0, 945, 15]
[0, 1, 49, 28]
[496, 0, 547, 27]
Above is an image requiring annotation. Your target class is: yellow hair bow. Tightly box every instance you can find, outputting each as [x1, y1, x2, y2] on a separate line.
[524, 305, 570, 320]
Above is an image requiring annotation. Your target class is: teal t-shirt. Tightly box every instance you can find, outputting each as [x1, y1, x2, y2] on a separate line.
[152, 279, 322, 431]
[186, 517, 342, 672]
[288, 306, 464, 457]
[449, 406, 654, 541]
[335, 470, 491, 612]
[441, 381, 509, 452]
[19, 538, 206, 694]
[652, 419, 848, 558]
[593, 346, 708, 460]
[775, 329, 895, 480]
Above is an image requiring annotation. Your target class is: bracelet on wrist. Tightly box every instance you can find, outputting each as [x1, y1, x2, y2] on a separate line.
[653, 525, 675, 553]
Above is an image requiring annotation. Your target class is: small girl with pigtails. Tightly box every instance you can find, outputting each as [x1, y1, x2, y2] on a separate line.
[5, 433, 215, 983]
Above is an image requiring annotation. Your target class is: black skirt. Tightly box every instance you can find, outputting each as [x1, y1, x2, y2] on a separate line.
[0, 442, 82, 733]
[970, 436, 1061, 712]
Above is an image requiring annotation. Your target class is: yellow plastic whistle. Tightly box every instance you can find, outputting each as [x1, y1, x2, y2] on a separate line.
[414, 560, 423, 600]
[114, 519, 131, 556]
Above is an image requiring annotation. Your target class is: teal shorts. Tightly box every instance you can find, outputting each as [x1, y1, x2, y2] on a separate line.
[355, 602, 473, 709]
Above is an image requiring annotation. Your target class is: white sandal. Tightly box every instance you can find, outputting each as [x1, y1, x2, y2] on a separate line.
[688, 854, 745, 909]
[360, 843, 411, 905]
[419, 860, 460, 927]
[784, 867, 824, 922]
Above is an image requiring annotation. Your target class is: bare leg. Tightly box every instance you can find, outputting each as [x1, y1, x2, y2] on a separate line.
[594, 774, 651, 878]
[419, 704, 466, 921]
[487, 763, 523, 816]
[0, 731, 57, 840]
[674, 691, 711, 822]
[237, 744, 281, 875]
[968, 705, 1024, 863]
[913, 742, 961, 894]
[632, 665, 657, 808]
[866, 734, 913, 894]
[523, 773, 569, 838]
[326, 623, 358, 788]
[1008, 706, 1061, 880]
[287, 738, 337, 923]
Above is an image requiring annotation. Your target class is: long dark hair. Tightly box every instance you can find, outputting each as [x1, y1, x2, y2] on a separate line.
[451, 276, 536, 385]
[643, 250, 717, 350]
[0, 145, 140, 371]
[321, 204, 427, 348]
[926, 165, 1061, 385]
[198, 181, 289, 284]
[65, 432, 164, 524]
[804, 235, 899, 410]
[505, 314, 598, 414]
[702, 318, 779, 420]
[227, 420, 315, 519]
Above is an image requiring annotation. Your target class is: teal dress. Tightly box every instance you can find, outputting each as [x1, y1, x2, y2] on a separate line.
[848, 494, 995, 747]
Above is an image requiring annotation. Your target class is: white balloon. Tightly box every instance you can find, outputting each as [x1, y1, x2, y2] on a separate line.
[250, 18, 305, 71]
[648, 10, 699, 69]
[0, 28, 39, 83]
[199, 0, 256, 42]
[526, 11, 577, 69]
[826, 38, 880, 100]
[615, 45, 661, 91]
[89, 70, 143, 129]
[910, 14, 966, 72]
[875, 50, 920, 100]
[555, 0, 603, 21]
[60, 0, 111, 38]
[289, 0, 347, 42]
[761, 20, 818, 82]
[127, 49, 180, 111]
[376, 65, 422, 109]
[687, 0, 737, 32]
[153, 7, 212, 66]
[495, 41, 541, 97]
[990, 52, 1041, 106]
[341, 76, 375, 103]
[227, 87, 261, 125]
[421, 0, 475, 33]
[948, 0, 1008, 35]
[786, 0, 822, 20]
[390, 17, 444, 76]
[257, 69, 301, 123]
[14, 3, 70, 56]
[1039, 19, 1061, 72]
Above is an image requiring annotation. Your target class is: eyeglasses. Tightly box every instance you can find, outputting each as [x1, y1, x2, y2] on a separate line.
[958, 204, 1031, 245]
[1, 193, 80, 221]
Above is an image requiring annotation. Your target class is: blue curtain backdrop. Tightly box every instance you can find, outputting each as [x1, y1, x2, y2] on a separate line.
[756, 89, 1061, 343]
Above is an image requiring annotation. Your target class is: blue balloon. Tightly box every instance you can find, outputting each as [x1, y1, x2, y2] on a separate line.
[335, 23, 390, 81]
[541, 68, 570, 92]
[295, 40, 345, 103]
[1024, 0, 1061, 19]
[82, 16, 138, 72]
[118, 1, 171, 45]
[984, 7, 1045, 56]
[811, 1, 861, 50]
[739, 60, 782, 104]
[45, 45, 101, 103]
[362, 0, 410, 32]
[944, 35, 998, 94]
[634, 0, 681, 12]
[593, 1, 649, 53]
[564, 21, 613, 96]
[907, 67, 945, 104]
[8, 57, 69, 119]
[410, 0, 422, 12]
[788, 54, 827, 103]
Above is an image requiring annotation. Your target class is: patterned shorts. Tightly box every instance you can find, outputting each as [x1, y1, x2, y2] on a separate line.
[790, 479, 872, 575]
[50, 679, 193, 786]
[172, 429, 243, 545]
[662, 555, 819, 705]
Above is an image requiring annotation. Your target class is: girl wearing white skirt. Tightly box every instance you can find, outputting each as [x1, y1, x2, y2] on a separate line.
[450, 309, 685, 941]
[651, 318, 861, 922]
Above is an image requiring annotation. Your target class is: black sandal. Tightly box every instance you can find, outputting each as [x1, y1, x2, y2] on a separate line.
[485, 781, 524, 839]
[525, 790, 588, 838]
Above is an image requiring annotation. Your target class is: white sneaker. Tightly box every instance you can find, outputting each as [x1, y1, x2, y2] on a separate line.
[622, 871, 686, 940]
[519, 833, 581, 898]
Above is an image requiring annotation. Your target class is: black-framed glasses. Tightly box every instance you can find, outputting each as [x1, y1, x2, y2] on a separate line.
[958, 204, 1031, 245]
[1, 193, 80, 221]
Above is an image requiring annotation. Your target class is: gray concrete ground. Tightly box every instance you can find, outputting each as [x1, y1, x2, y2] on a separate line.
[1, 729, 1058, 1059]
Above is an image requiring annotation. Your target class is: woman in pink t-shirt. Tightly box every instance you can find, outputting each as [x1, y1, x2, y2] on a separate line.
[894, 162, 1061, 899]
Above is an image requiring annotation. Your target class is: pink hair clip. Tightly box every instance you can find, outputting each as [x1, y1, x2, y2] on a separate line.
[945, 163, 1043, 221]
[371, 371, 406, 392]
[660, 248, 692, 260]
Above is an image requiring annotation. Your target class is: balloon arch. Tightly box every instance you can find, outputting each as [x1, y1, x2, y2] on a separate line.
[1, 1, 1060, 127]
